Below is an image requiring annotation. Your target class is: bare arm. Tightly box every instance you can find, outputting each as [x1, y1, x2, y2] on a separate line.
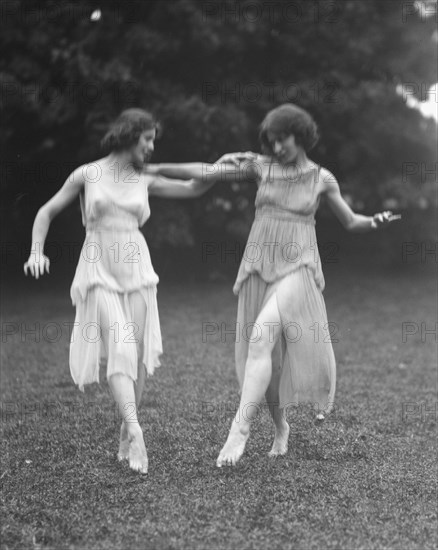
[147, 175, 216, 198]
[321, 169, 401, 232]
[145, 152, 260, 184]
[24, 165, 85, 278]
[146, 163, 217, 181]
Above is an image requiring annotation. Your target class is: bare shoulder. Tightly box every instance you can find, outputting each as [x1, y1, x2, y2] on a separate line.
[318, 166, 339, 194]
[143, 172, 156, 189]
[73, 158, 107, 185]
[41, 160, 89, 218]
[251, 154, 271, 184]
[254, 154, 271, 166]
[63, 163, 88, 190]
[84, 157, 107, 172]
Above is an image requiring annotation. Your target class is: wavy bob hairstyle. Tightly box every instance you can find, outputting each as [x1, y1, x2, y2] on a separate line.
[101, 108, 161, 152]
[259, 103, 319, 154]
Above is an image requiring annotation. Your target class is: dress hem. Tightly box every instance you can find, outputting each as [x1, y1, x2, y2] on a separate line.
[69, 284, 163, 391]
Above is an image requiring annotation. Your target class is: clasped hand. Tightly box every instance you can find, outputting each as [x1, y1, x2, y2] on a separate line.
[215, 151, 258, 166]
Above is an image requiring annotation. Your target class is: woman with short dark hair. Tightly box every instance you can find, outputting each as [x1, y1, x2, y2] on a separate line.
[259, 103, 320, 154]
[147, 103, 400, 467]
[24, 108, 222, 474]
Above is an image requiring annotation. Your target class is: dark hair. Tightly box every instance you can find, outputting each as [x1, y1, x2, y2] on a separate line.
[259, 103, 319, 154]
[101, 108, 161, 152]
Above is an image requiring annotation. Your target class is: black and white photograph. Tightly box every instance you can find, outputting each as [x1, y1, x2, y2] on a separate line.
[1, 0, 437, 548]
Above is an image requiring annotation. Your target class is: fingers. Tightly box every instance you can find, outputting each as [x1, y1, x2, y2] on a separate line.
[43, 256, 50, 274]
[218, 152, 257, 165]
[374, 211, 402, 227]
[23, 256, 50, 278]
[231, 153, 257, 166]
[379, 211, 391, 222]
[238, 152, 257, 160]
[381, 211, 402, 224]
[226, 157, 241, 166]
[23, 262, 35, 278]
[38, 256, 50, 278]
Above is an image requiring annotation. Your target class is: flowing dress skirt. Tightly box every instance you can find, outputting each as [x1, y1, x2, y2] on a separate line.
[235, 268, 336, 414]
[69, 225, 163, 391]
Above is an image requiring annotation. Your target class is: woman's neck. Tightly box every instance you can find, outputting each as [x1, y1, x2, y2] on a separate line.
[279, 150, 310, 170]
[106, 151, 141, 173]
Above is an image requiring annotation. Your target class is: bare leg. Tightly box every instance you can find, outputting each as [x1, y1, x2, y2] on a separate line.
[108, 373, 148, 474]
[118, 291, 148, 463]
[97, 290, 148, 473]
[265, 366, 289, 456]
[117, 366, 146, 461]
[216, 292, 282, 467]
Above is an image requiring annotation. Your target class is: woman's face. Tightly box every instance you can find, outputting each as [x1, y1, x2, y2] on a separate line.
[267, 132, 301, 163]
[130, 128, 156, 167]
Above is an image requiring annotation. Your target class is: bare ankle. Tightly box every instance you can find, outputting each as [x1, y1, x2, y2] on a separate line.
[233, 419, 250, 437]
[125, 422, 142, 439]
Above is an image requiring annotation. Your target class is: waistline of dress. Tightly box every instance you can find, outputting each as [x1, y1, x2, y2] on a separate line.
[255, 206, 315, 225]
[85, 221, 140, 233]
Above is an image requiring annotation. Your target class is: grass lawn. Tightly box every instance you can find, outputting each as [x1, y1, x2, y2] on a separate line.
[1, 264, 437, 550]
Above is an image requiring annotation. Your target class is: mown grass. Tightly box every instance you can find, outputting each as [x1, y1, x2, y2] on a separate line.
[1, 263, 436, 550]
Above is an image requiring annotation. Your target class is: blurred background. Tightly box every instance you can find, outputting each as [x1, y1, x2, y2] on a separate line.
[1, 0, 437, 283]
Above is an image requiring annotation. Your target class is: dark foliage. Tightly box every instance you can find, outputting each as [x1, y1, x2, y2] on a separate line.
[1, 0, 436, 269]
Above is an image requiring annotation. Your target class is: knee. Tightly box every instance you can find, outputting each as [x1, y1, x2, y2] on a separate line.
[247, 338, 271, 362]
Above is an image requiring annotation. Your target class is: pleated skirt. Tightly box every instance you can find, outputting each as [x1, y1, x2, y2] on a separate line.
[235, 268, 336, 413]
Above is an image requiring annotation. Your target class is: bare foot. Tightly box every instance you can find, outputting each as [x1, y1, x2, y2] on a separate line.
[216, 421, 249, 467]
[128, 425, 148, 474]
[117, 422, 129, 462]
[268, 421, 290, 457]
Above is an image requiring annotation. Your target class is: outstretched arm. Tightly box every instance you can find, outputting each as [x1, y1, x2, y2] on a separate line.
[146, 163, 217, 182]
[24, 165, 85, 278]
[321, 168, 401, 232]
[147, 175, 216, 198]
[145, 152, 260, 184]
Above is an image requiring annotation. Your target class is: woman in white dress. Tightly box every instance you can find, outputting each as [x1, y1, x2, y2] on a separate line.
[24, 108, 222, 474]
[146, 103, 400, 467]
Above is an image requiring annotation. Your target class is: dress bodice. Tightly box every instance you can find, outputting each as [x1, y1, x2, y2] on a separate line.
[71, 167, 158, 303]
[80, 170, 151, 231]
[233, 159, 324, 294]
[254, 160, 321, 218]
